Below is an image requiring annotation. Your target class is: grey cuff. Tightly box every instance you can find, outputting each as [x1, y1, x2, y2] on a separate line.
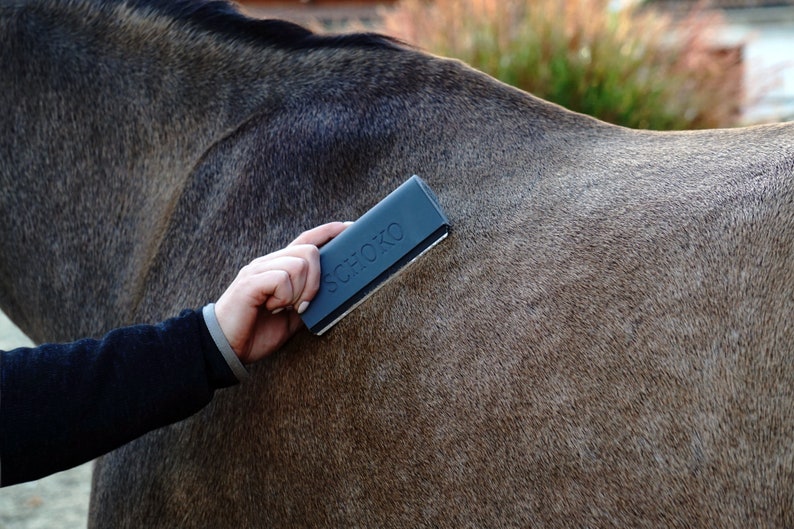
[202, 303, 250, 382]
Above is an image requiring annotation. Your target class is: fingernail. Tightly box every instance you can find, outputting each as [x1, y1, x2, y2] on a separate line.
[344, 221, 354, 225]
[272, 307, 285, 315]
[297, 301, 310, 314]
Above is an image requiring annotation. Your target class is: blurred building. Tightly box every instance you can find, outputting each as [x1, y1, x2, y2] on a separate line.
[238, 0, 391, 25]
[649, 0, 794, 7]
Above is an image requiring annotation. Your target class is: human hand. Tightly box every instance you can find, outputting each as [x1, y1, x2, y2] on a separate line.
[213, 222, 348, 364]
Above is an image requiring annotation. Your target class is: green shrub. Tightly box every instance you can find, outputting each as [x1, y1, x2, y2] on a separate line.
[379, 0, 744, 129]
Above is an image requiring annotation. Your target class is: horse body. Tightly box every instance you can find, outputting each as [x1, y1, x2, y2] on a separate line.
[1, 1, 793, 526]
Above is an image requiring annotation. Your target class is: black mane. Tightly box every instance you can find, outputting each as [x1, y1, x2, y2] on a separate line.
[123, 0, 403, 51]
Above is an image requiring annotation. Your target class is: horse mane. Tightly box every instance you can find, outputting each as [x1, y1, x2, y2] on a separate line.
[120, 0, 405, 51]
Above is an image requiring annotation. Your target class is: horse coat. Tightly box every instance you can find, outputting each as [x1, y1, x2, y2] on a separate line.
[1, 0, 792, 526]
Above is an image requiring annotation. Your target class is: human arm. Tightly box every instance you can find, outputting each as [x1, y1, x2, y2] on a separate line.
[0, 222, 347, 487]
[0, 309, 228, 487]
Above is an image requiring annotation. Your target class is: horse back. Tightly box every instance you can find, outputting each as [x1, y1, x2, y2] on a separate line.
[91, 94, 794, 526]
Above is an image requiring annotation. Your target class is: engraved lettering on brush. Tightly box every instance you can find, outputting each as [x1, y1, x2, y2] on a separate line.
[332, 263, 351, 285]
[360, 243, 377, 262]
[346, 252, 367, 275]
[323, 222, 405, 293]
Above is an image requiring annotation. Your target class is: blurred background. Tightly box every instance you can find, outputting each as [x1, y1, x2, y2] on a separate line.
[240, 0, 794, 126]
[2, 0, 792, 527]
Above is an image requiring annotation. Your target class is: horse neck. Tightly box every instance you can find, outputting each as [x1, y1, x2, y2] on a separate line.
[0, 0, 593, 342]
[0, 1, 295, 341]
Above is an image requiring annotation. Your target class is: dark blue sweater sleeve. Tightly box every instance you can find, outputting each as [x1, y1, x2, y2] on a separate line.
[0, 309, 239, 487]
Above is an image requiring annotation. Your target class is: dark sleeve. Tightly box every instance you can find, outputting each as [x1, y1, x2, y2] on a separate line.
[0, 309, 239, 487]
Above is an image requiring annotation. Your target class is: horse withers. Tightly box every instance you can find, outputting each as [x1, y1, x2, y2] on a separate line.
[1, 0, 792, 526]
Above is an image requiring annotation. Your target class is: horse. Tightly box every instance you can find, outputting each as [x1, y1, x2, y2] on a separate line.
[1, 0, 792, 526]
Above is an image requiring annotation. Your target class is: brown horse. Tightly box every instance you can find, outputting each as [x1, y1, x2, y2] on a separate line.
[1, 0, 792, 526]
